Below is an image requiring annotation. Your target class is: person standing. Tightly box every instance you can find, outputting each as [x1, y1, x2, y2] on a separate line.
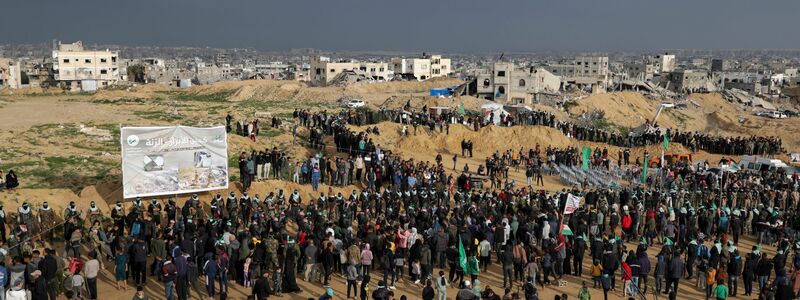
[174, 249, 188, 300]
[133, 238, 148, 286]
[435, 271, 448, 300]
[304, 240, 319, 282]
[202, 253, 219, 298]
[31, 271, 47, 300]
[38, 248, 58, 299]
[578, 281, 591, 300]
[422, 279, 435, 300]
[713, 282, 728, 300]
[252, 270, 271, 300]
[115, 246, 129, 291]
[161, 255, 177, 300]
[666, 251, 684, 295]
[84, 251, 100, 300]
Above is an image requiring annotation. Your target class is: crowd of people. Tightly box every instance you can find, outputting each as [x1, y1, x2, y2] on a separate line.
[76, 147, 797, 300]
[376, 104, 784, 157]
[0, 103, 794, 300]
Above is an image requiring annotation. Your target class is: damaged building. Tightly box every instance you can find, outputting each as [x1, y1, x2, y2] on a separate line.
[310, 56, 390, 86]
[475, 62, 561, 104]
[547, 56, 610, 93]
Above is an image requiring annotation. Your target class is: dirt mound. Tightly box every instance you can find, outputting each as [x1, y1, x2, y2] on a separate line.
[0, 188, 82, 214]
[345, 77, 462, 94]
[378, 94, 490, 112]
[571, 92, 665, 128]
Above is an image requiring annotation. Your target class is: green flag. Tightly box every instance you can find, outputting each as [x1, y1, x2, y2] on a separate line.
[459, 102, 465, 115]
[466, 256, 480, 275]
[663, 135, 670, 151]
[581, 146, 591, 171]
[458, 237, 467, 271]
[641, 153, 649, 184]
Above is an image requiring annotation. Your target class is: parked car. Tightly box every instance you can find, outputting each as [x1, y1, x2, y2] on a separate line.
[783, 109, 799, 117]
[755, 111, 787, 119]
[342, 99, 366, 108]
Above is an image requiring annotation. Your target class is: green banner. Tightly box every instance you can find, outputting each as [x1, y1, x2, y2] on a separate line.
[458, 237, 467, 271]
[582, 146, 591, 171]
[663, 135, 670, 151]
[641, 153, 649, 184]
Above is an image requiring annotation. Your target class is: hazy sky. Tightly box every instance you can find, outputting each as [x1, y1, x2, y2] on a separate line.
[2, 0, 799, 52]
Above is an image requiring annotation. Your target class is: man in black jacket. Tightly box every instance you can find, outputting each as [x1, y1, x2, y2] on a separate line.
[37, 248, 57, 300]
[666, 251, 685, 295]
[743, 252, 758, 296]
[252, 270, 271, 300]
[31, 270, 48, 300]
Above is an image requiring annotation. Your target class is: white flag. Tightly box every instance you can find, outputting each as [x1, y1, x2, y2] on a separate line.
[564, 193, 582, 214]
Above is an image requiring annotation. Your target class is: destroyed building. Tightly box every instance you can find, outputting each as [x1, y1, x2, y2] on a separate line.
[547, 55, 610, 93]
[0, 58, 22, 89]
[475, 62, 561, 104]
[310, 56, 390, 86]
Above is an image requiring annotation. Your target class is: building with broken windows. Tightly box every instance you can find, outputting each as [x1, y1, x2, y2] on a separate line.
[310, 56, 390, 86]
[52, 41, 119, 91]
[546, 56, 609, 93]
[666, 69, 715, 93]
[475, 62, 561, 104]
[0, 58, 22, 89]
[391, 54, 451, 80]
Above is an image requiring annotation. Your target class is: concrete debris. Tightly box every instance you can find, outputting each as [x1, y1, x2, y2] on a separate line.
[78, 124, 112, 140]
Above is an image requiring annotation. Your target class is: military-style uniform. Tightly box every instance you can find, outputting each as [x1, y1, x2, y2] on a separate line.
[17, 204, 34, 238]
[88, 202, 103, 227]
[266, 236, 279, 272]
[111, 203, 127, 230]
[148, 199, 162, 225]
[38, 203, 60, 241]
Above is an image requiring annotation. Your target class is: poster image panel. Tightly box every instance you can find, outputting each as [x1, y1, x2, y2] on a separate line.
[121, 126, 228, 198]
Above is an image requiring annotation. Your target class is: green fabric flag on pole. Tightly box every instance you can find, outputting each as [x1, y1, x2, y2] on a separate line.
[641, 153, 649, 184]
[459, 102, 465, 115]
[466, 256, 480, 275]
[663, 135, 670, 151]
[581, 146, 591, 171]
[458, 237, 467, 271]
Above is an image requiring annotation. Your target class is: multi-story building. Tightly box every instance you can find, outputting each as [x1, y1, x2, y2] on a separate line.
[0, 58, 22, 89]
[667, 69, 714, 93]
[547, 56, 609, 92]
[391, 54, 451, 80]
[475, 62, 561, 104]
[711, 59, 733, 72]
[310, 56, 390, 86]
[52, 41, 119, 90]
[653, 53, 676, 73]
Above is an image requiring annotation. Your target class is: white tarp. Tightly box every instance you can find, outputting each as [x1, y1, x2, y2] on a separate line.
[121, 126, 228, 198]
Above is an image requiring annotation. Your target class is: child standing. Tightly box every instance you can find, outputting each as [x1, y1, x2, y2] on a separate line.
[273, 268, 283, 296]
[591, 260, 603, 288]
[243, 258, 251, 288]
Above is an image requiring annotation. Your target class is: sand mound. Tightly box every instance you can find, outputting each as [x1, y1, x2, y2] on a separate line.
[0, 188, 82, 214]
[379, 94, 490, 112]
[572, 92, 666, 128]
[346, 77, 462, 94]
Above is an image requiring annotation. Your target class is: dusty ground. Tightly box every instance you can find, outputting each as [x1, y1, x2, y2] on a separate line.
[0, 81, 797, 299]
[87, 234, 772, 300]
[571, 92, 800, 150]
